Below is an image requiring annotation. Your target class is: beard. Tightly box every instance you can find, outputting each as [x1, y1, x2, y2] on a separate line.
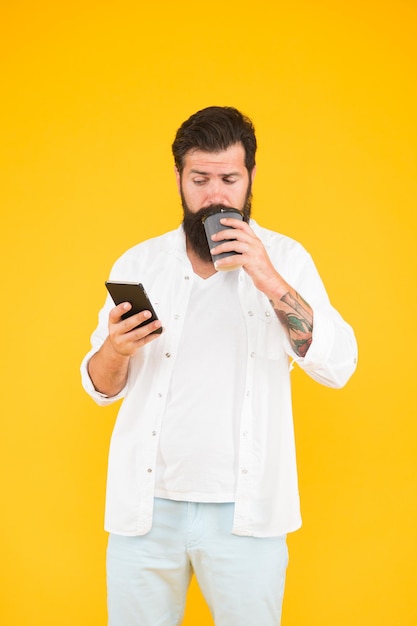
[181, 184, 252, 263]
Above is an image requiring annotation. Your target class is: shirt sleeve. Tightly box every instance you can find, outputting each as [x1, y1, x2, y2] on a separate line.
[80, 292, 128, 406]
[284, 250, 358, 389]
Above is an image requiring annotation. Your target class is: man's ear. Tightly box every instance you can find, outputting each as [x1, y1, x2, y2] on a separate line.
[251, 165, 257, 184]
[174, 166, 181, 194]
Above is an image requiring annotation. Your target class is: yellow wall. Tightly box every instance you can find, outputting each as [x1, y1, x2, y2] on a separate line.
[1, 1, 416, 624]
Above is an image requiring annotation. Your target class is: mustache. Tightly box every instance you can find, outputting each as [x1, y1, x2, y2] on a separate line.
[182, 201, 251, 224]
[186, 204, 244, 224]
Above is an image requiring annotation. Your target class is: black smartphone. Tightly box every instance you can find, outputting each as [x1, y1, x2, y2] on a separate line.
[105, 281, 162, 335]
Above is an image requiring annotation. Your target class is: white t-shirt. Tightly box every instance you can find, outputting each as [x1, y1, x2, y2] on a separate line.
[155, 269, 246, 502]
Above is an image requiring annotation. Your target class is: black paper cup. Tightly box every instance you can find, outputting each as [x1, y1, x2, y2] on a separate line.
[202, 208, 243, 270]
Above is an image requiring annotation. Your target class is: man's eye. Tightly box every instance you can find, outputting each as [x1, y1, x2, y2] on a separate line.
[193, 179, 206, 185]
[223, 178, 236, 184]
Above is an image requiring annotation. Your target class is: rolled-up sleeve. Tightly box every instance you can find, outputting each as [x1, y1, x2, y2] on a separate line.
[290, 307, 358, 388]
[80, 350, 128, 406]
[279, 246, 358, 389]
[80, 293, 128, 406]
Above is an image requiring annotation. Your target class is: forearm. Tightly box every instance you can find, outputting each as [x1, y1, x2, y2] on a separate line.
[266, 282, 313, 358]
[87, 336, 130, 397]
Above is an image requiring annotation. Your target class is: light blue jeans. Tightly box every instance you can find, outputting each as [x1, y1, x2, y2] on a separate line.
[107, 498, 288, 626]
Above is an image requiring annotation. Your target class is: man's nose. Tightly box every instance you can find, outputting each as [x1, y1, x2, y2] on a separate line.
[207, 181, 227, 205]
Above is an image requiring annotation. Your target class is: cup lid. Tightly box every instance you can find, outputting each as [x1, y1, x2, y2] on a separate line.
[201, 207, 243, 223]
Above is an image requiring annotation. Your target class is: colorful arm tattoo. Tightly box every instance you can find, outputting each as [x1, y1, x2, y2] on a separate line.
[271, 292, 313, 358]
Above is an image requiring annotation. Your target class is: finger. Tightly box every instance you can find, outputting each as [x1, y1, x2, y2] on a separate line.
[133, 320, 163, 343]
[109, 315, 162, 356]
[211, 226, 254, 245]
[219, 216, 249, 227]
[121, 310, 154, 333]
[109, 302, 132, 323]
[211, 233, 251, 249]
[109, 306, 158, 335]
[210, 239, 250, 256]
[219, 217, 252, 232]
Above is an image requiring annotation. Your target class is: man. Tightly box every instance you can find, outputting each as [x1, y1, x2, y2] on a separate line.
[81, 106, 357, 626]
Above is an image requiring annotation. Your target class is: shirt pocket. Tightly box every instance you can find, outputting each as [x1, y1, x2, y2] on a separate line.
[256, 310, 287, 360]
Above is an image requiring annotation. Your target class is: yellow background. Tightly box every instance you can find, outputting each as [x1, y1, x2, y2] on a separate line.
[1, 1, 416, 624]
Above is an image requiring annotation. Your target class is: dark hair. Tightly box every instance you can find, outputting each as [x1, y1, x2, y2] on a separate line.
[172, 106, 257, 174]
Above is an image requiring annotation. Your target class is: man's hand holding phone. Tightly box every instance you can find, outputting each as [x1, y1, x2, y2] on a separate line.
[108, 301, 162, 358]
[87, 282, 162, 397]
[105, 281, 163, 357]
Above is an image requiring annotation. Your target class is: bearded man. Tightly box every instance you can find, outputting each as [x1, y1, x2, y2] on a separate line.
[81, 106, 357, 626]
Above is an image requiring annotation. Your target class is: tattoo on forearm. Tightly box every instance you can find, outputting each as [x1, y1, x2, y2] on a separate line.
[271, 292, 313, 358]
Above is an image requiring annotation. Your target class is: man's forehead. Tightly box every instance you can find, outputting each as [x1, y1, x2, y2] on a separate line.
[183, 144, 246, 171]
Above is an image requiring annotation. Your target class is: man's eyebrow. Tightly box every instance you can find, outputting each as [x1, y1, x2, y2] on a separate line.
[189, 169, 242, 177]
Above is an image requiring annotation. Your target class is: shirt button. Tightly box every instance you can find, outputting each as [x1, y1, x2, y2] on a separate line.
[174, 314, 180, 320]
[184, 275, 190, 280]
[250, 352, 255, 358]
[265, 311, 271, 317]
[151, 431, 157, 436]
[248, 311, 254, 317]
[158, 393, 163, 398]
[165, 352, 171, 358]
[241, 468, 248, 475]
[147, 468, 153, 473]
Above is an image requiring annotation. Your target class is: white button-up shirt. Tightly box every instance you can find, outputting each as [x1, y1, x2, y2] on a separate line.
[81, 221, 357, 537]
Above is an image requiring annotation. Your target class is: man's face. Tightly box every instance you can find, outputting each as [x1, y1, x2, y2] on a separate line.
[176, 143, 256, 262]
